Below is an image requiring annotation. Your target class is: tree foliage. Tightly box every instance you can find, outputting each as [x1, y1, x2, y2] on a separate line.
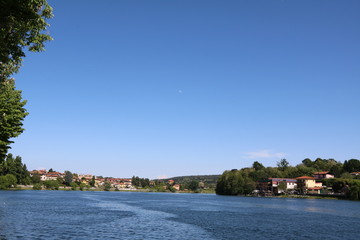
[89, 176, 95, 187]
[0, 80, 28, 160]
[43, 180, 59, 190]
[343, 159, 360, 173]
[216, 169, 255, 195]
[132, 176, 150, 188]
[187, 180, 200, 191]
[252, 161, 265, 171]
[0, 173, 17, 189]
[0, 153, 30, 184]
[277, 159, 289, 171]
[216, 158, 360, 199]
[104, 181, 111, 191]
[64, 171, 73, 186]
[0, 0, 53, 81]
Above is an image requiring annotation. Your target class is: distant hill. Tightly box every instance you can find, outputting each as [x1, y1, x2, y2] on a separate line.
[158, 175, 220, 188]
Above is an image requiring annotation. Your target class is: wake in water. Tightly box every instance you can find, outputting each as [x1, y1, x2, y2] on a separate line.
[83, 194, 215, 240]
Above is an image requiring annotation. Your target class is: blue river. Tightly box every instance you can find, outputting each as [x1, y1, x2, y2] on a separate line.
[0, 191, 359, 239]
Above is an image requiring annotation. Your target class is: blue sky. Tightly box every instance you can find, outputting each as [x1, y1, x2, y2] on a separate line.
[10, 0, 360, 179]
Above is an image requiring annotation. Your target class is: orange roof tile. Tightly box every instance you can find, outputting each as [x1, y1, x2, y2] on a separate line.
[296, 176, 315, 180]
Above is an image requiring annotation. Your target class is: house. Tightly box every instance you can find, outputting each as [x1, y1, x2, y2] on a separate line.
[95, 178, 105, 187]
[29, 170, 64, 181]
[29, 169, 47, 176]
[258, 178, 297, 194]
[168, 180, 174, 185]
[296, 176, 323, 194]
[78, 174, 93, 184]
[173, 184, 181, 191]
[307, 187, 323, 194]
[45, 172, 64, 181]
[313, 171, 334, 180]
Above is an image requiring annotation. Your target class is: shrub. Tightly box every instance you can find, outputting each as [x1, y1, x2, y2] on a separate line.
[33, 183, 42, 190]
[0, 174, 17, 189]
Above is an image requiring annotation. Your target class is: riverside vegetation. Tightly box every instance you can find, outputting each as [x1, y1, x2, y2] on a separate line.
[0, 1, 53, 186]
[216, 158, 360, 200]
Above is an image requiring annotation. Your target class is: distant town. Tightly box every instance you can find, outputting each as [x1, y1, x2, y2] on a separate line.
[25, 168, 216, 193]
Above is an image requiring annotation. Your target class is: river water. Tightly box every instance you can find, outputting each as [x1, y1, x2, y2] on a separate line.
[0, 191, 359, 239]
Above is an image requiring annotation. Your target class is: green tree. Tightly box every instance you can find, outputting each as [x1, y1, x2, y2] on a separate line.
[0, 173, 17, 189]
[32, 183, 42, 190]
[216, 170, 252, 195]
[104, 182, 111, 191]
[79, 183, 87, 191]
[0, 0, 53, 81]
[43, 180, 59, 190]
[167, 185, 177, 193]
[31, 172, 41, 184]
[343, 159, 360, 173]
[89, 176, 95, 187]
[252, 161, 265, 171]
[340, 172, 354, 179]
[278, 182, 287, 192]
[132, 176, 140, 187]
[187, 180, 199, 191]
[70, 182, 78, 190]
[64, 171, 73, 186]
[277, 159, 290, 171]
[348, 184, 360, 201]
[330, 163, 344, 178]
[0, 153, 30, 184]
[302, 158, 313, 167]
[0, 80, 28, 160]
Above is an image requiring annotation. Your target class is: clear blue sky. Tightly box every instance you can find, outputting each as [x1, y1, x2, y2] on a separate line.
[10, 0, 360, 179]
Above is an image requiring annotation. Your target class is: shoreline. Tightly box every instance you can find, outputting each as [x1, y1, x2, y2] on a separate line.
[4, 187, 347, 200]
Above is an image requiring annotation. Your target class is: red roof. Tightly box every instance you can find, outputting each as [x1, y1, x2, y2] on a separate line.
[268, 178, 296, 180]
[313, 171, 329, 174]
[296, 176, 315, 180]
[30, 170, 47, 175]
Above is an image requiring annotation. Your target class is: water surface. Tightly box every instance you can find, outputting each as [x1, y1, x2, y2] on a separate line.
[0, 191, 359, 239]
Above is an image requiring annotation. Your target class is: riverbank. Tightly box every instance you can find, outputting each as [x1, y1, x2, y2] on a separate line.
[7, 186, 348, 200]
[11, 185, 216, 194]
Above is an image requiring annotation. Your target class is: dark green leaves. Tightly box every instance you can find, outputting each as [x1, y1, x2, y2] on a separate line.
[0, 79, 28, 159]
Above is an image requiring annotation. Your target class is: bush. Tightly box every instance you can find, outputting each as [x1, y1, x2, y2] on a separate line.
[43, 180, 59, 190]
[33, 183, 42, 190]
[70, 182, 78, 190]
[0, 174, 17, 189]
[79, 183, 87, 191]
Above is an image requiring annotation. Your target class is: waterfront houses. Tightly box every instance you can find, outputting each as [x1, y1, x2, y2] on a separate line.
[313, 171, 334, 180]
[29, 170, 64, 181]
[29, 169, 134, 189]
[256, 171, 339, 195]
[296, 176, 323, 194]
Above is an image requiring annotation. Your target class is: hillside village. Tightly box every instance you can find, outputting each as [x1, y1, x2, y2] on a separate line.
[29, 169, 135, 190]
[27, 169, 206, 192]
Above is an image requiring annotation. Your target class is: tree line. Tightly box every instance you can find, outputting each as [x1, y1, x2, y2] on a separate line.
[0, 154, 30, 189]
[216, 158, 360, 200]
[1, 1, 53, 187]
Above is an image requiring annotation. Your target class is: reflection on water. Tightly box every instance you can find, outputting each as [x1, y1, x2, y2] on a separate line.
[0, 191, 359, 240]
